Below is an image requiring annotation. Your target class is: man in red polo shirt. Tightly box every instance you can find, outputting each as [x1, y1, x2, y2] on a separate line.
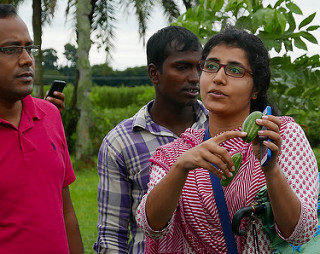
[0, 4, 83, 254]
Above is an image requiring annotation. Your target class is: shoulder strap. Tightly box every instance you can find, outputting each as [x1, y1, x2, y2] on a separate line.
[204, 128, 238, 254]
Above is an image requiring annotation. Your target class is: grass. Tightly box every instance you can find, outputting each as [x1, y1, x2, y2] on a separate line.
[70, 169, 99, 254]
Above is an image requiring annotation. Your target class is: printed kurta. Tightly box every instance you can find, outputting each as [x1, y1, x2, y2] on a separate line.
[136, 116, 319, 253]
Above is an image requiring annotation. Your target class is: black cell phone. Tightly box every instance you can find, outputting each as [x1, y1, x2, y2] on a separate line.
[46, 80, 66, 98]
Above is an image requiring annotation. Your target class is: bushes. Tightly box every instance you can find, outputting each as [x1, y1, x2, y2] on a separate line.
[91, 105, 142, 153]
[90, 85, 154, 154]
[91, 85, 153, 109]
[61, 84, 155, 155]
[285, 109, 320, 148]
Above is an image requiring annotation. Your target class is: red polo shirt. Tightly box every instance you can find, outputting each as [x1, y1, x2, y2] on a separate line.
[0, 95, 75, 254]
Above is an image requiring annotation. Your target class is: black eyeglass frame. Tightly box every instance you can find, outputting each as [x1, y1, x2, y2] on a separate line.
[0, 45, 40, 56]
[199, 60, 253, 78]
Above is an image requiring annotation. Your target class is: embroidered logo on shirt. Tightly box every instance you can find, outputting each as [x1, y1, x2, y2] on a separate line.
[51, 142, 56, 151]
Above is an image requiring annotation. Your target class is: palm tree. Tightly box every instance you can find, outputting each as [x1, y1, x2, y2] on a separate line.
[32, 0, 58, 98]
[65, 0, 201, 162]
[74, 0, 92, 162]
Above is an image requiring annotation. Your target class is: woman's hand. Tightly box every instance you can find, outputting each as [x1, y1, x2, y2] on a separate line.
[44, 91, 65, 114]
[175, 130, 247, 179]
[252, 115, 304, 238]
[145, 130, 247, 231]
[252, 115, 282, 172]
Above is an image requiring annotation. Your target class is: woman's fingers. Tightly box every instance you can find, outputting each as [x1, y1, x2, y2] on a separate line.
[213, 130, 247, 145]
[182, 130, 246, 178]
[256, 115, 281, 148]
[203, 144, 234, 177]
[254, 115, 282, 169]
[256, 115, 280, 133]
[176, 130, 247, 179]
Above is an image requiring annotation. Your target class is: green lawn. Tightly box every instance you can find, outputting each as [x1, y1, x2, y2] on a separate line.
[70, 169, 99, 254]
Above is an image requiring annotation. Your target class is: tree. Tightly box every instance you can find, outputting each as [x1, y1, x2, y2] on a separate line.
[30, 0, 58, 98]
[74, 0, 93, 162]
[32, 0, 43, 98]
[42, 48, 58, 70]
[173, 0, 320, 114]
[64, 0, 202, 161]
[174, 0, 320, 146]
[63, 43, 77, 68]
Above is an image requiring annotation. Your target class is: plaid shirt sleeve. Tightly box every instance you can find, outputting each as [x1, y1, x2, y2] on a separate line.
[94, 133, 132, 253]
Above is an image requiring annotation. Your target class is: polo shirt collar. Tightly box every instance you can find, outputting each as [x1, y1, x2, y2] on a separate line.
[18, 95, 46, 133]
[22, 95, 46, 121]
[0, 95, 46, 129]
[132, 100, 208, 137]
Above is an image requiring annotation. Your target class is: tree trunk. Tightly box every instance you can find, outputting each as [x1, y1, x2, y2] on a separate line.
[75, 0, 93, 163]
[32, 0, 43, 98]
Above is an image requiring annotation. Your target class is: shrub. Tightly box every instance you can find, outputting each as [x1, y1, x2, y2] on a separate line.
[286, 109, 320, 148]
[90, 85, 153, 109]
[90, 104, 142, 154]
[89, 86, 155, 154]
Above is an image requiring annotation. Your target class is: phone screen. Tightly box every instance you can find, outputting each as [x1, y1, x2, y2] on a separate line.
[260, 106, 272, 166]
[46, 80, 66, 98]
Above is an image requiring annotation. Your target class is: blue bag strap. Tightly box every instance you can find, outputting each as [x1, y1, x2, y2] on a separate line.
[204, 128, 238, 254]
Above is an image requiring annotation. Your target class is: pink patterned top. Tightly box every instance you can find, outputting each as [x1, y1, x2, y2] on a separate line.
[136, 116, 319, 253]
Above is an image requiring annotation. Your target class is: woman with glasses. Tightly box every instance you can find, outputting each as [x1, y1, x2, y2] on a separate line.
[136, 28, 319, 253]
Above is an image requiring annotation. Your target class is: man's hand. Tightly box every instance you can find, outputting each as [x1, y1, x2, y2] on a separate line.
[44, 91, 65, 114]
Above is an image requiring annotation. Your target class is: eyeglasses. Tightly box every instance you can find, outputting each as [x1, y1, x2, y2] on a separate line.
[0, 45, 40, 57]
[199, 60, 252, 78]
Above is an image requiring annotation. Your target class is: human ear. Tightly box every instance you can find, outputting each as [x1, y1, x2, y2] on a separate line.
[251, 87, 259, 100]
[148, 64, 160, 85]
[251, 92, 258, 100]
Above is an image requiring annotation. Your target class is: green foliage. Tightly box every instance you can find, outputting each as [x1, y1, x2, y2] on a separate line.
[90, 105, 142, 154]
[270, 54, 320, 114]
[42, 48, 58, 70]
[92, 63, 114, 77]
[90, 85, 154, 154]
[286, 109, 320, 149]
[42, 69, 64, 86]
[313, 147, 320, 170]
[62, 85, 155, 155]
[174, 0, 319, 53]
[91, 64, 150, 86]
[64, 43, 78, 68]
[173, 0, 320, 147]
[90, 85, 153, 109]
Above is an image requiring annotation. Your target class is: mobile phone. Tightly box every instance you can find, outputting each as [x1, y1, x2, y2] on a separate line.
[45, 80, 66, 99]
[260, 106, 272, 166]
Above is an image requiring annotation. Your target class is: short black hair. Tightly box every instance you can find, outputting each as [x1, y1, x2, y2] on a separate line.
[202, 28, 278, 114]
[147, 26, 202, 73]
[0, 4, 17, 18]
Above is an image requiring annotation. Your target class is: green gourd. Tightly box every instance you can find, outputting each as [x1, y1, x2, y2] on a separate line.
[221, 153, 243, 187]
[241, 111, 263, 143]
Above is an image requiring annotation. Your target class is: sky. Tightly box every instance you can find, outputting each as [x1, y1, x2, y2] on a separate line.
[18, 0, 320, 71]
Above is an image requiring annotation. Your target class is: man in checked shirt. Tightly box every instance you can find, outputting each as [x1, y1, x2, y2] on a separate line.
[94, 26, 209, 254]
